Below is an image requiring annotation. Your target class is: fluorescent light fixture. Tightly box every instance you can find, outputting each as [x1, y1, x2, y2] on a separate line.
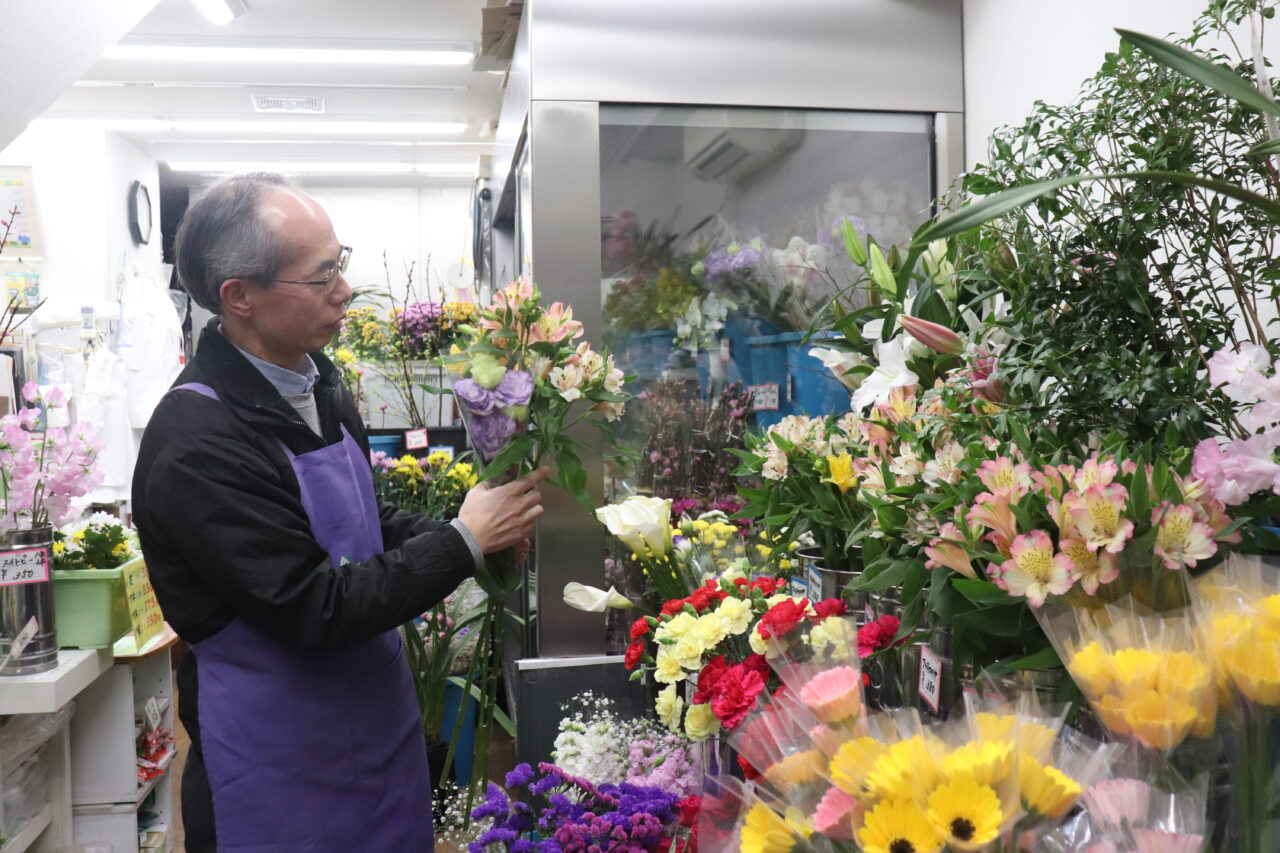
[103, 42, 473, 66]
[32, 116, 468, 135]
[167, 160, 476, 175]
[172, 119, 467, 135]
[191, 0, 247, 26]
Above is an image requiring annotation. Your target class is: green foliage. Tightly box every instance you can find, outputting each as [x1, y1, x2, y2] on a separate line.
[952, 2, 1280, 447]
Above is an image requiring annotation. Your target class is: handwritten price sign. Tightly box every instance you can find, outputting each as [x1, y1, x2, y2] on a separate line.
[0, 547, 49, 587]
[122, 558, 164, 649]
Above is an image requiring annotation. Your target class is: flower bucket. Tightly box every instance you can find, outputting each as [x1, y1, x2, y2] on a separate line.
[785, 331, 851, 418]
[641, 329, 676, 381]
[745, 333, 791, 430]
[441, 680, 477, 785]
[367, 433, 403, 458]
[0, 525, 58, 675]
[50, 559, 132, 649]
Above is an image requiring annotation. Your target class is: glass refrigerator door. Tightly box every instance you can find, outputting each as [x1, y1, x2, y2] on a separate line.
[598, 103, 934, 552]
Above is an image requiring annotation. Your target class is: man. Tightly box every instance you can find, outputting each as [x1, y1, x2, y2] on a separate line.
[132, 172, 545, 852]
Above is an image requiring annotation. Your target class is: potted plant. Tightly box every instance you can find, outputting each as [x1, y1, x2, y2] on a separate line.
[50, 512, 138, 649]
[0, 382, 104, 672]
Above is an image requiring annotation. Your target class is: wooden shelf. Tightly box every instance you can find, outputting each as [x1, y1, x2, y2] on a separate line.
[0, 802, 53, 853]
[0, 649, 113, 714]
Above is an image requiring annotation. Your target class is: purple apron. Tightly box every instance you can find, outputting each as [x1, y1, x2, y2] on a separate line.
[172, 383, 433, 851]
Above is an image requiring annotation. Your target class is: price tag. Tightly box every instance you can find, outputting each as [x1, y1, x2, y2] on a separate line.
[144, 696, 161, 730]
[10, 617, 38, 660]
[918, 647, 942, 713]
[788, 575, 808, 599]
[0, 547, 49, 586]
[427, 445, 454, 460]
[122, 558, 164, 649]
[748, 383, 780, 412]
[807, 565, 824, 600]
[404, 428, 429, 450]
[718, 338, 731, 363]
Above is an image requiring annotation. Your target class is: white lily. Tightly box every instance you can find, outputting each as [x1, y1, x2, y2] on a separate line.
[851, 335, 919, 413]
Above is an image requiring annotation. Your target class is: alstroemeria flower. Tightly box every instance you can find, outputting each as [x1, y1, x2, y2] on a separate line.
[977, 457, 1033, 498]
[1058, 538, 1118, 595]
[547, 362, 586, 402]
[1067, 484, 1134, 554]
[1073, 456, 1119, 491]
[529, 301, 584, 344]
[967, 493, 1019, 543]
[1000, 530, 1078, 607]
[923, 441, 966, 487]
[822, 452, 857, 494]
[1152, 503, 1217, 570]
[925, 523, 976, 579]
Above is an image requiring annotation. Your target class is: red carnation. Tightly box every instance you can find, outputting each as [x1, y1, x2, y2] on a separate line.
[811, 597, 848, 621]
[858, 614, 902, 658]
[677, 794, 702, 827]
[737, 754, 761, 780]
[740, 653, 769, 677]
[630, 616, 652, 640]
[687, 587, 715, 613]
[624, 639, 645, 670]
[661, 598, 688, 616]
[758, 598, 807, 639]
[750, 576, 782, 595]
[710, 665, 766, 730]
[692, 655, 730, 704]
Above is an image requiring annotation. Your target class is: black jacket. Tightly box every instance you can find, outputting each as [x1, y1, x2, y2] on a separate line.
[132, 321, 473, 852]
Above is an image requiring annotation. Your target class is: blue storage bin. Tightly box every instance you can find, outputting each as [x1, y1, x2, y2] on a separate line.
[787, 331, 851, 417]
[746, 333, 791, 431]
[442, 680, 477, 783]
[368, 434, 403, 458]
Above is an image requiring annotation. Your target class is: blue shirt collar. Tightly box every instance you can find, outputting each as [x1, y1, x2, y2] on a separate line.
[231, 340, 320, 396]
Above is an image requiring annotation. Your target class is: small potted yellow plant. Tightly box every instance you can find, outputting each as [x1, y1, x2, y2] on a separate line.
[51, 513, 137, 648]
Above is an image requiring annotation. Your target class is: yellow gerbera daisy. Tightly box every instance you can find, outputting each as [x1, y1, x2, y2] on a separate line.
[765, 749, 825, 787]
[858, 798, 941, 853]
[1019, 755, 1081, 819]
[939, 739, 1014, 787]
[830, 736, 889, 797]
[926, 777, 1003, 851]
[865, 736, 941, 804]
[740, 802, 797, 853]
[1120, 690, 1198, 751]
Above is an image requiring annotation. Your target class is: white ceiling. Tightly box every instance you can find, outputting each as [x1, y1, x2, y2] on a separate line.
[39, 0, 505, 188]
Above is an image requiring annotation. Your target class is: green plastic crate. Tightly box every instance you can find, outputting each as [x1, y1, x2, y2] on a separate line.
[51, 562, 132, 649]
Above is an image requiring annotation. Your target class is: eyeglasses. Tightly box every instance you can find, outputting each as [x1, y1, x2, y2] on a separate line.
[266, 245, 352, 291]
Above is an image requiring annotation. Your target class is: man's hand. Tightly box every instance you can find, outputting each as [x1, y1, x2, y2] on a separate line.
[457, 467, 549, 554]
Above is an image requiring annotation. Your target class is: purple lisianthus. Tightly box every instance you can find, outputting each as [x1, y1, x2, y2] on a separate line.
[454, 378, 495, 416]
[493, 369, 534, 407]
[468, 411, 517, 460]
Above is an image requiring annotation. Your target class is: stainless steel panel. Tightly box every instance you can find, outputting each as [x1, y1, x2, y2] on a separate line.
[527, 100, 608, 657]
[491, 10, 532, 211]
[529, 0, 963, 113]
[934, 112, 966, 205]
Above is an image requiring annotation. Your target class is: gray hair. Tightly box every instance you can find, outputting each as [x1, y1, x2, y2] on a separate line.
[173, 172, 302, 313]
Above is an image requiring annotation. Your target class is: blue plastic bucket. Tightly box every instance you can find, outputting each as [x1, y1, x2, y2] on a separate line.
[746, 333, 791, 430]
[442, 680, 477, 783]
[368, 434, 403, 458]
[787, 331, 851, 417]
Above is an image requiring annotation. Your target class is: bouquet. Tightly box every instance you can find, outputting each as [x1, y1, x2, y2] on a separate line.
[444, 276, 629, 815]
[0, 382, 103, 531]
[53, 512, 136, 571]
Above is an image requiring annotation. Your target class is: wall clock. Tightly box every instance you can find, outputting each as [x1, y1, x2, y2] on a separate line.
[128, 180, 152, 246]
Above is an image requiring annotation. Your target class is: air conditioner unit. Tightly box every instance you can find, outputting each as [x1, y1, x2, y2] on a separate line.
[252, 95, 325, 114]
[683, 120, 803, 183]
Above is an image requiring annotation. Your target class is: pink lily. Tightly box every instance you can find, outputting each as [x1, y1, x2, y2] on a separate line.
[899, 314, 964, 355]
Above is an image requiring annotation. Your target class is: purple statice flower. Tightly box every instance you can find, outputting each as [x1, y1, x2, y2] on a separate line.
[454, 379, 495, 416]
[492, 369, 534, 407]
[468, 411, 518, 460]
[701, 244, 765, 283]
[505, 763, 535, 788]
[397, 300, 443, 357]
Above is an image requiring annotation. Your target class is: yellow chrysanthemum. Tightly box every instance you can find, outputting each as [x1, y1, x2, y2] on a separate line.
[973, 713, 1016, 743]
[858, 798, 942, 853]
[1156, 651, 1211, 701]
[1019, 755, 1081, 819]
[830, 736, 889, 797]
[939, 739, 1014, 787]
[865, 736, 941, 804]
[1120, 690, 1198, 751]
[926, 777, 1003, 851]
[765, 749, 826, 787]
[1221, 625, 1280, 706]
[1069, 641, 1116, 697]
[740, 802, 798, 853]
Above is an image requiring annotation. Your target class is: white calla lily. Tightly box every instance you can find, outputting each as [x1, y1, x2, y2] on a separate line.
[595, 496, 672, 556]
[562, 582, 633, 612]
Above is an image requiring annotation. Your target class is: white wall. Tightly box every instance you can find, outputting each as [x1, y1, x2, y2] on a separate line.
[963, 0, 1210, 168]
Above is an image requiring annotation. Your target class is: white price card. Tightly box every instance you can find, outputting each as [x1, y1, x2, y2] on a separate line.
[10, 617, 38, 659]
[748, 383, 780, 412]
[404, 428, 429, 450]
[145, 696, 162, 730]
[0, 546, 49, 586]
[918, 647, 942, 713]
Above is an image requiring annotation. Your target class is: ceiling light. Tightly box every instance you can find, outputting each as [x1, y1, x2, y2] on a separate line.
[166, 160, 476, 175]
[33, 116, 468, 135]
[191, 0, 247, 26]
[103, 42, 474, 66]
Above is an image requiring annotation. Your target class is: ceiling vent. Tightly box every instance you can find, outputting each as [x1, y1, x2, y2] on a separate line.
[684, 119, 803, 183]
[251, 95, 325, 114]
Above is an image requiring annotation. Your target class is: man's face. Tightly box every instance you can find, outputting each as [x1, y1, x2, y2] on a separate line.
[246, 190, 352, 367]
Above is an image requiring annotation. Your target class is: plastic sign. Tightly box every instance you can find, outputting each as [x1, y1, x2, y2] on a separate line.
[918, 646, 942, 713]
[123, 558, 164, 649]
[0, 546, 49, 586]
[145, 696, 162, 730]
[748, 383, 780, 412]
[404, 428, 429, 450]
